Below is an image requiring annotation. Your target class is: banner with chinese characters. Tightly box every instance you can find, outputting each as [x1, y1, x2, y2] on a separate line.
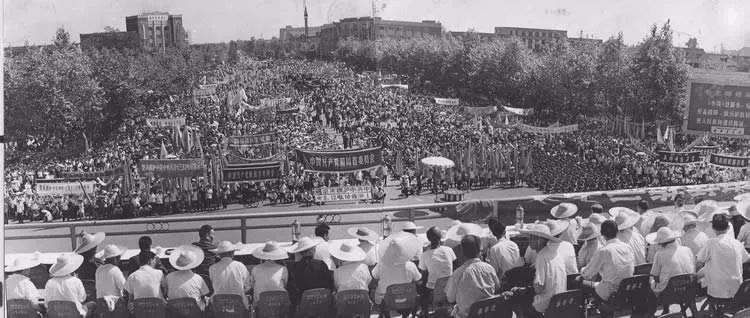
[193, 86, 217, 96]
[314, 186, 372, 202]
[36, 180, 97, 196]
[260, 97, 292, 109]
[502, 106, 534, 116]
[656, 151, 702, 164]
[198, 84, 218, 90]
[228, 133, 278, 147]
[380, 84, 409, 89]
[693, 145, 721, 156]
[146, 118, 186, 128]
[222, 162, 282, 182]
[295, 147, 383, 172]
[434, 98, 460, 106]
[138, 159, 205, 177]
[515, 123, 578, 134]
[684, 73, 750, 136]
[463, 106, 497, 115]
[709, 153, 750, 168]
[58, 165, 127, 180]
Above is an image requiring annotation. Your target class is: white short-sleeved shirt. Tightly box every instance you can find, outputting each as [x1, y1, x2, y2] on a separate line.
[249, 261, 288, 303]
[532, 244, 568, 313]
[737, 223, 750, 249]
[682, 229, 708, 258]
[418, 246, 456, 289]
[487, 238, 523, 279]
[45, 275, 87, 316]
[371, 261, 422, 304]
[125, 265, 165, 300]
[7, 274, 40, 304]
[166, 270, 209, 308]
[650, 244, 695, 293]
[697, 233, 750, 298]
[618, 228, 647, 265]
[209, 257, 251, 307]
[333, 262, 372, 292]
[95, 264, 126, 297]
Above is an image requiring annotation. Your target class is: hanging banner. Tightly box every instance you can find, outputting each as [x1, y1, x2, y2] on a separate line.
[36, 180, 97, 196]
[693, 145, 721, 156]
[515, 123, 578, 134]
[145, 118, 186, 128]
[193, 86, 216, 96]
[295, 147, 383, 172]
[260, 97, 292, 109]
[463, 106, 497, 115]
[380, 84, 409, 89]
[228, 133, 278, 146]
[314, 186, 373, 203]
[58, 165, 128, 180]
[502, 106, 534, 116]
[434, 98, 460, 106]
[198, 84, 218, 90]
[709, 153, 750, 168]
[656, 151, 702, 164]
[138, 159, 205, 177]
[222, 162, 282, 182]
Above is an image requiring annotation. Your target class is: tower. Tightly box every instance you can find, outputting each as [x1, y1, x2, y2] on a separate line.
[303, 0, 309, 40]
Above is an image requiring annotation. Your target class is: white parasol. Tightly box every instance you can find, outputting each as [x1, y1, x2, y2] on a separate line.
[420, 156, 455, 169]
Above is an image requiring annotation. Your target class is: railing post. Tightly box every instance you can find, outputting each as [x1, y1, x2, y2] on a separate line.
[70, 225, 77, 251]
[408, 209, 414, 222]
[240, 218, 247, 244]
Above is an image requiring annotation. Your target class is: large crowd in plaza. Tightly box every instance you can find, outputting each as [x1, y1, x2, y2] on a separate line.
[5, 58, 750, 223]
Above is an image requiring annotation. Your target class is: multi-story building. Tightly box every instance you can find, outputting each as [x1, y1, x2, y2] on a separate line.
[494, 27, 567, 51]
[318, 17, 442, 55]
[80, 11, 187, 51]
[80, 31, 140, 51]
[279, 25, 322, 42]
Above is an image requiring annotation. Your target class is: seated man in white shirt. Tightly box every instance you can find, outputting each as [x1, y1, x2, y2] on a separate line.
[209, 241, 251, 308]
[330, 241, 372, 291]
[45, 254, 96, 317]
[166, 245, 210, 309]
[6, 257, 43, 313]
[579, 220, 635, 308]
[647, 227, 695, 316]
[445, 235, 500, 318]
[486, 220, 523, 280]
[125, 252, 166, 301]
[514, 223, 569, 317]
[95, 245, 127, 312]
[418, 226, 456, 311]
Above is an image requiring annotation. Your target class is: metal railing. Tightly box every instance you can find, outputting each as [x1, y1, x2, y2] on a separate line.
[5, 201, 464, 250]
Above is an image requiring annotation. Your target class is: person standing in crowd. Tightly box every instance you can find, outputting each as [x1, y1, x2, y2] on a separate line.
[192, 225, 219, 278]
[95, 245, 127, 310]
[125, 252, 166, 301]
[486, 220, 522, 280]
[549, 203, 581, 246]
[329, 241, 372, 292]
[445, 235, 500, 318]
[128, 236, 165, 274]
[166, 245, 210, 310]
[347, 226, 380, 266]
[6, 256, 43, 312]
[418, 226, 456, 309]
[288, 236, 334, 305]
[579, 220, 635, 308]
[697, 214, 750, 316]
[518, 223, 568, 316]
[577, 222, 603, 269]
[612, 207, 647, 265]
[681, 212, 708, 259]
[250, 241, 289, 308]
[74, 231, 105, 282]
[46, 253, 95, 317]
[209, 241, 251, 308]
[312, 223, 335, 270]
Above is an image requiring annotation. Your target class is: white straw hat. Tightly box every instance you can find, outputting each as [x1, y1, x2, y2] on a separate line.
[519, 223, 561, 242]
[168, 245, 205, 271]
[329, 241, 367, 263]
[210, 241, 240, 254]
[49, 253, 84, 277]
[6, 256, 41, 273]
[289, 237, 321, 254]
[252, 241, 289, 261]
[550, 203, 578, 219]
[74, 232, 106, 254]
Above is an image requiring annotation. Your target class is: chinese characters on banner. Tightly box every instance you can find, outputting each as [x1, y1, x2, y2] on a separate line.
[222, 162, 282, 182]
[686, 81, 750, 136]
[228, 133, 278, 146]
[656, 151, 702, 164]
[35, 180, 97, 196]
[295, 147, 383, 172]
[58, 165, 127, 180]
[259, 97, 292, 109]
[709, 153, 750, 168]
[138, 159, 205, 177]
[434, 98, 460, 106]
[693, 145, 721, 157]
[145, 117, 186, 128]
[193, 86, 217, 96]
[313, 186, 373, 202]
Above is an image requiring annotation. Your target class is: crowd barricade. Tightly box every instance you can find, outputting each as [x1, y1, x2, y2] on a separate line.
[313, 186, 373, 203]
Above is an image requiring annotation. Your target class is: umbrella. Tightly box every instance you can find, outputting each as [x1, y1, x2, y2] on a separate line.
[444, 222, 484, 247]
[420, 156, 455, 169]
[635, 152, 647, 157]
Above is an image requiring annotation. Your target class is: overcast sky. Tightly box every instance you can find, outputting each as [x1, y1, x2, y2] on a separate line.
[4, 0, 749, 52]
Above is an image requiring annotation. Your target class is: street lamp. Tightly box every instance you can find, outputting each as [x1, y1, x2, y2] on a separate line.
[381, 214, 392, 238]
[291, 219, 301, 243]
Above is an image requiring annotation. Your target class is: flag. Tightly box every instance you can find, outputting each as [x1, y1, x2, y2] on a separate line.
[640, 119, 645, 140]
[656, 123, 663, 144]
[524, 150, 533, 176]
[160, 141, 168, 159]
[195, 129, 204, 161]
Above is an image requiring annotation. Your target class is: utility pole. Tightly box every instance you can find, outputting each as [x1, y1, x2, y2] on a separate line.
[304, 0, 309, 41]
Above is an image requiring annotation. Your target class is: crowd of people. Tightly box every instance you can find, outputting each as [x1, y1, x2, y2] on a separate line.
[7, 194, 750, 317]
[6, 57, 750, 224]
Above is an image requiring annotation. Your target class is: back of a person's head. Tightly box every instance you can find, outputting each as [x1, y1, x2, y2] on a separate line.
[426, 226, 442, 247]
[460, 235, 481, 259]
[199, 225, 213, 238]
[712, 214, 729, 232]
[637, 200, 649, 211]
[600, 220, 618, 239]
[138, 251, 156, 267]
[490, 220, 506, 238]
[315, 223, 330, 237]
[138, 236, 152, 251]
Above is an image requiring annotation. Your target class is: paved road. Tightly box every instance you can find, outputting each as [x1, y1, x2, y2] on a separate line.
[5, 185, 542, 254]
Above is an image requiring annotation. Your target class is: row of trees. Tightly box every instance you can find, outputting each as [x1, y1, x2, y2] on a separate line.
[333, 21, 688, 124]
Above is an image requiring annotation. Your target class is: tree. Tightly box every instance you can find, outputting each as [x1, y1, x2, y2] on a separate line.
[686, 38, 698, 49]
[596, 33, 635, 115]
[54, 27, 71, 48]
[228, 40, 239, 64]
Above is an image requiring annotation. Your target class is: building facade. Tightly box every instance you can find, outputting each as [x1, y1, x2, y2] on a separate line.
[125, 12, 187, 51]
[494, 27, 567, 51]
[80, 31, 140, 51]
[318, 17, 442, 55]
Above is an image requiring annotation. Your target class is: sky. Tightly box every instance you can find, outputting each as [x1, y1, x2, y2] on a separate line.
[3, 0, 749, 52]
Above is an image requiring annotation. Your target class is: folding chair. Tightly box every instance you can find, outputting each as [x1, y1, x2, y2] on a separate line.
[566, 274, 582, 291]
[296, 288, 333, 318]
[335, 289, 371, 318]
[166, 298, 203, 318]
[430, 277, 451, 317]
[7, 299, 39, 318]
[545, 290, 584, 318]
[211, 294, 248, 318]
[599, 274, 653, 318]
[383, 283, 419, 318]
[656, 312, 685, 318]
[133, 297, 167, 318]
[734, 308, 750, 318]
[94, 297, 129, 318]
[656, 274, 698, 317]
[634, 263, 653, 276]
[46, 300, 82, 318]
[718, 279, 750, 317]
[466, 295, 512, 318]
[256, 290, 291, 318]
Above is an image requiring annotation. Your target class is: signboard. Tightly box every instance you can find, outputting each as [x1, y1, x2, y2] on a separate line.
[693, 145, 721, 157]
[463, 106, 497, 115]
[36, 180, 96, 196]
[709, 153, 750, 168]
[145, 117, 185, 128]
[138, 159, 205, 177]
[222, 162, 282, 182]
[656, 151, 702, 164]
[515, 123, 578, 134]
[314, 186, 372, 202]
[684, 70, 750, 137]
[228, 133, 278, 146]
[58, 165, 127, 180]
[434, 98, 460, 106]
[295, 147, 383, 173]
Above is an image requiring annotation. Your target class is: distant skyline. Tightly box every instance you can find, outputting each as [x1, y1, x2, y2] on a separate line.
[4, 0, 749, 52]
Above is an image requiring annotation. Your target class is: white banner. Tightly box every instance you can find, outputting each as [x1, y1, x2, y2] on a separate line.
[502, 106, 534, 116]
[516, 123, 578, 134]
[380, 84, 409, 89]
[434, 98, 460, 106]
[145, 117, 186, 128]
[36, 181, 96, 196]
[260, 97, 292, 109]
